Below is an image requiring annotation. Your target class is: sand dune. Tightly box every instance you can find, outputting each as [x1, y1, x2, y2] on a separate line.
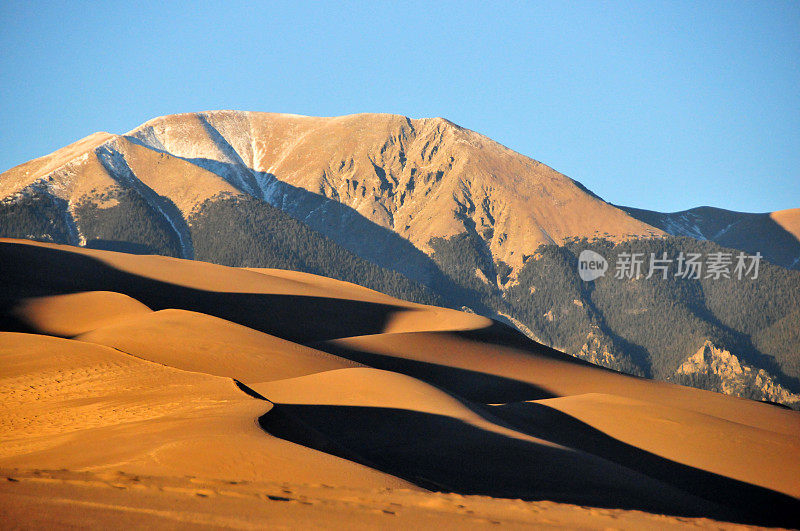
[78, 309, 359, 383]
[246, 267, 494, 333]
[1, 469, 749, 531]
[1, 238, 487, 340]
[1, 238, 799, 529]
[498, 393, 800, 498]
[324, 331, 800, 436]
[244, 267, 417, 305]
[254, 367, 480, 415]
[11, 290, 152, 337]
[0, 332, 413, 489]
[253, 368, 732, 516]
[771, 208, 800, 244]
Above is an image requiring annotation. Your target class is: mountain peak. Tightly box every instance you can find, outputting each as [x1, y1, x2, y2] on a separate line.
[1, 110, 664, 273]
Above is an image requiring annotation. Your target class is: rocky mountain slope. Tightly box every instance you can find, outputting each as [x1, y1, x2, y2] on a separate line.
[0, 111, 662, 277]
[2, 111, 799, 407]
[506, 237, 800, 407]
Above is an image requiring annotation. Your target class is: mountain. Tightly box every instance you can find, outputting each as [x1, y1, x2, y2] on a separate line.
[2, 111, 799, 407]
[0, 111, 662, 275]
[1, 239, 799, 528]
[620, 205, 800, 270]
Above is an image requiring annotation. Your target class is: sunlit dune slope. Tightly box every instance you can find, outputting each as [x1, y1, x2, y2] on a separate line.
[243, 267, 414, 305]
[0, 332, 415, 489]
[495, 393, 800, 498]
[11, 291, 152, 337]
[77, 309, 359, 383]
[771, 208, 800, 244]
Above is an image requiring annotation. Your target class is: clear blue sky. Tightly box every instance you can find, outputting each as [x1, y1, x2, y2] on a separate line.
[1, 1, 798, 213]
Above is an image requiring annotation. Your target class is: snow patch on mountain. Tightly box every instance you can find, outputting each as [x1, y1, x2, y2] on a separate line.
[662, 213, 707, 240]
[95, 144, 194, 259]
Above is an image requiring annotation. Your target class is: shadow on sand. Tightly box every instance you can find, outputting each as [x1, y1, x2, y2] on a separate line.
[0, 242, 417, 343]
[259, 403, 800, 528]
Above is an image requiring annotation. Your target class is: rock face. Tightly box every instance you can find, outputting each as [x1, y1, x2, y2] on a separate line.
[675, 341, 800, 407]
[576, 331, 622, 370]
[0, 111, 662, 274]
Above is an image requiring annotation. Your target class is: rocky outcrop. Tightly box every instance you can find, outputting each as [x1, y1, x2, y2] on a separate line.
[575, 332, 621, 370]
[675, 341, 800, 408]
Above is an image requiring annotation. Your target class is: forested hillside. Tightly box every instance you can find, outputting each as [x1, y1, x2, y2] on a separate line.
[424, 231, 800, 406]
[188, 195, 444, 305]
[501, 237, 800, 405]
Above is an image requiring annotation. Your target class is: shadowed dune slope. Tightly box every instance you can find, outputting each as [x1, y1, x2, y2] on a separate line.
[497, 393, 800, 498]
[255, 369, 726, 517]
[1, 238, 799, 528]
[0, 239, 487, 341]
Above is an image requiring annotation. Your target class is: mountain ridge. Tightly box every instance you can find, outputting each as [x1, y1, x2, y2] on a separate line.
[5, 111, 796, 271]
[1, 110, 665, 274]
[620, 204, 800, 270]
